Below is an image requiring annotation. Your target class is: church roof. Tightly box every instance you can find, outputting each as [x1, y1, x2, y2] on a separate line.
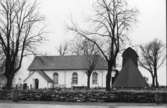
[24, 71, 53, 83]
[28, 55, 107, 71]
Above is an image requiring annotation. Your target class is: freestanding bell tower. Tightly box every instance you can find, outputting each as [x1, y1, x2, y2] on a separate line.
[113, 47, 148, 88]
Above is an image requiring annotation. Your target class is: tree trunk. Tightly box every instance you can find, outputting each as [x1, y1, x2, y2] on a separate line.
[5, 70, 14, 89]
[155, 77, 159, 87]
[106, 63, 112, 91]
[87, 74, 91, 89]
[155, 73, 159, 88]
[151, 75, 155, 88]
[154, 67, 159, 88]
[5, 62, 15, 89]
[6, 76, 13, 89]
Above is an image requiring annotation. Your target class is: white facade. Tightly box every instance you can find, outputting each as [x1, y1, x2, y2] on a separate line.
[24, 70, 108, 89]
[24, 72, 51, 89]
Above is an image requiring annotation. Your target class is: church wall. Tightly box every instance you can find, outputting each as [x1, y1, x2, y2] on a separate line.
[24, 70, 108, 88]
[24, 72, 49, 89]
[46, 70, 107, 88]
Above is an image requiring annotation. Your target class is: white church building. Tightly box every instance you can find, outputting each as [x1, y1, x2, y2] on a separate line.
[23, 55, 110, 89]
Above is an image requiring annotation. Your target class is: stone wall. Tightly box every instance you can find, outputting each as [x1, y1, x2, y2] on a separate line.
[0, 89, 167, 103]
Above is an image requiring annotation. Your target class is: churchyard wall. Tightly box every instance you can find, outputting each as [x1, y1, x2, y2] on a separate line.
[0, 89, 167, 103]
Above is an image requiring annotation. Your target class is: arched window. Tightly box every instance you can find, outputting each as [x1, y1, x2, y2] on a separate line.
[53, 73, 58, 84]
[72, 72, 78, 84]
[92, 72, 98, 84]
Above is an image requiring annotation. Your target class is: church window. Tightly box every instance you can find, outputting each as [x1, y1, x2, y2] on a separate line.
[72, 72, 78, 84]
[53, 73, 58, 84]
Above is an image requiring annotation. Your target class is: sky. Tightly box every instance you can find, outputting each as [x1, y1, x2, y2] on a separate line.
[37, 0, 166, 54]
[15, 0, 166, 85]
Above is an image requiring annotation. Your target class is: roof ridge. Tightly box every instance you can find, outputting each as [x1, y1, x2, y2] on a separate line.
[28, 55, 107, 71]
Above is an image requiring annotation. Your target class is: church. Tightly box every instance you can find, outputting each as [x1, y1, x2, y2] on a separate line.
[23, 55, 109, 89]
[21, 47, 147, 89]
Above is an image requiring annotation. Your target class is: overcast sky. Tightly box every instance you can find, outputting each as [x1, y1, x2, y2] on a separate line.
[16, 0, 166, 85]
[38, 0, 166, 55]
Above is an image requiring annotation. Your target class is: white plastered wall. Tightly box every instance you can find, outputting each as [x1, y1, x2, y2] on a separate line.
[24, 70, 108, 88]
[24, 72, 49, 89]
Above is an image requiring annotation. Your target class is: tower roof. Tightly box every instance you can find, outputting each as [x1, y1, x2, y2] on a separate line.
[122, 47, 138, 66]
[122, 47, 138, 59]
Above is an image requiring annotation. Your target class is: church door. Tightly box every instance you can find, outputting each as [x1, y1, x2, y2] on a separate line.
[34, 78, 39, 89]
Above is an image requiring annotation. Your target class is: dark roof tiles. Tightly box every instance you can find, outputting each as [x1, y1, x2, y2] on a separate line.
[28, 55, 107, 71]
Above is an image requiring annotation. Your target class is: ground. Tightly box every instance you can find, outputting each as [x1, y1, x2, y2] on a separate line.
[0, 101, 167, 108]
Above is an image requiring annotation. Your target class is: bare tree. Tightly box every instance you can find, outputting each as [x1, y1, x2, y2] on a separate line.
[0, 0, 44, 88]
[57, 43, 68, 56]
[139, 39, 166, 88]
[80, 39, 100, 89]
[67, 37, 86, 55]
[68, 0, 138, 90]
[69, 37, 100, 88]
[0, 48, 4, 62]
